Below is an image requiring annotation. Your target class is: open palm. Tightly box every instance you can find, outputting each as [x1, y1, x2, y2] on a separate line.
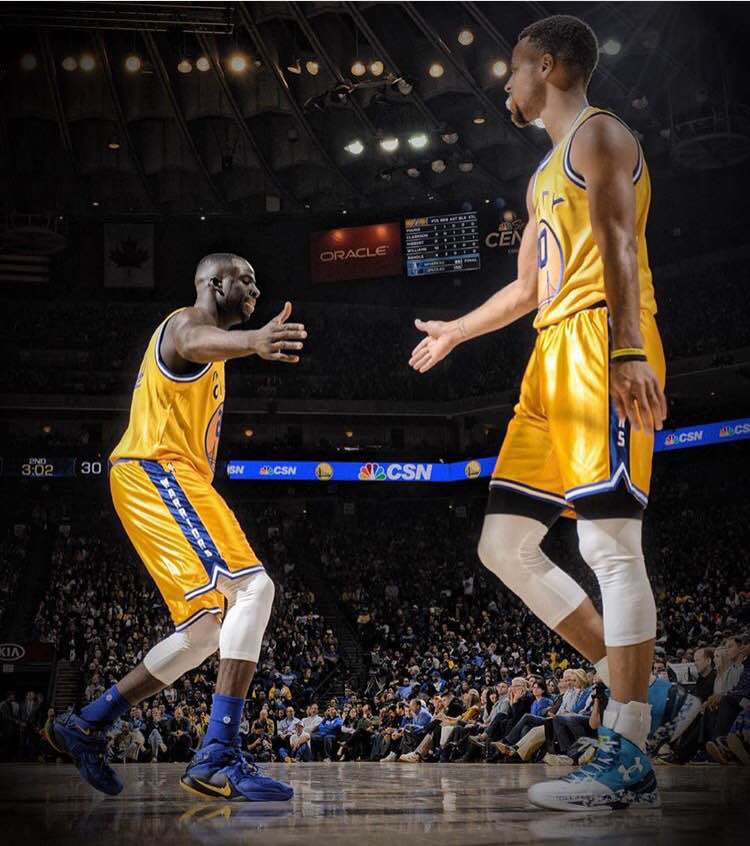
[409, 319, 457, 373]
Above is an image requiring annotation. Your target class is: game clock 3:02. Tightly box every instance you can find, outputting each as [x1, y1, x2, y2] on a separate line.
[2, 457, 105, 478]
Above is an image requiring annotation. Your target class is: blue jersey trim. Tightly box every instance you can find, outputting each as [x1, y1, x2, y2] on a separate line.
[562, 110, 644, 190]
[184, 564, 266, 601]
[565, 464, 649, 507]
[174, 606, 222, 632]
[155, 316, 212, 383]
[140, 460, 224, 582]
[489, 477, 570, 508]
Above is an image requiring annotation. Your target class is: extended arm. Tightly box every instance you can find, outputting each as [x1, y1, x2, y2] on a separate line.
[572, 115, 667, 432]
[409, 180, 538, 374]
[162, 302, 306, 371]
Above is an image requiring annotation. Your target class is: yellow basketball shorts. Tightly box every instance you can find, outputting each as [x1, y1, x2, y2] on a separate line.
[109, 459, 263, 631]
[491, 305, 666, 514]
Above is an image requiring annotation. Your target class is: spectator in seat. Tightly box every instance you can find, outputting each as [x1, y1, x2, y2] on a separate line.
[273, 706, 302, 761]
[314, 706, 343, 761]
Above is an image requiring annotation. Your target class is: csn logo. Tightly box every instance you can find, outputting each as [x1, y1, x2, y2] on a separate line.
[0, 643, 25, 662]
[259, 465, 298, 477]
[664, 431, 703, 446]
[227, 464, 245, 477]
[320, 246, 389, 262]
[719, 423, 750, 438]
[358, 462, 433, 482]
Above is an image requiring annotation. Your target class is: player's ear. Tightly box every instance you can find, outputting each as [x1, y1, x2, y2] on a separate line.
[210, 276, 225, 297]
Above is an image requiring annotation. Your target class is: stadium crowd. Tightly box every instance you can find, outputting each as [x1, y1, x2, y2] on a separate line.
[2, 459, 747, 766]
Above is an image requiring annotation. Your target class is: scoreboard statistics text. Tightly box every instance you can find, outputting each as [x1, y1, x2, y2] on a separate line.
[404, 212, 481, 277]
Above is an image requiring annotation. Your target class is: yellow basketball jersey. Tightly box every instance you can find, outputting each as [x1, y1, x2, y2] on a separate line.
[110, 309, 225, 481]
[532, 105, 657, 330]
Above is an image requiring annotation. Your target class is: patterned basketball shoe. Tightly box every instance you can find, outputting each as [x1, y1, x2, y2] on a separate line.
[528, 726, 660, 812]
[46, 711, 124, 795]
[181, 738, 293, 802]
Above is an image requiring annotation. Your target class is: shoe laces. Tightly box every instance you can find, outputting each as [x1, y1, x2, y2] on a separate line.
[563, 738, 618, 783]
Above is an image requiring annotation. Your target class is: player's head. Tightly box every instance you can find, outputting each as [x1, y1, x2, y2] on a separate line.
[505, 15, 598, 127]
[194, 252, 260, 325]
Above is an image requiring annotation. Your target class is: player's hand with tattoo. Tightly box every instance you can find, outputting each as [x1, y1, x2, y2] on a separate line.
[409, 318, 463, 373]
[610, 359, 667, 433]
[251, 301, 307, 364]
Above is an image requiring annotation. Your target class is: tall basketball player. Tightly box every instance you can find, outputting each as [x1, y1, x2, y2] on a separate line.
[48, 253, 305, 801]
[409, 16, 667, 810]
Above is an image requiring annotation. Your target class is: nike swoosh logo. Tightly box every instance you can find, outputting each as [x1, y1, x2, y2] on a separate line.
[193, 777, 232, 797]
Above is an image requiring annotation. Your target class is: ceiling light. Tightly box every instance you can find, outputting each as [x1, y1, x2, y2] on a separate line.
[107, 134, 121, 151]
[92, 201, 100, 207]
[380, 137, 399, 152]
[229, 54, 248, 73]
[602, 38, 621, 56]
[342, 209, 347, 214]
[406, 167, 420, 178]
[458, 161, 474, 173]
[431, 159, 446, 173]
[345, 430, 354, 438]
[408, 133, 428, 149]
[177, 58, 193, 74]
[62, 56, 77, 72]
[287, 59, 302, 75]
[20, 53, 37, 71]
[305, 59, 320, 75]
[79, 53, 95, 72]
[244, 428, 254, 438]
[441, 131, 459, 144]
[458, 29, 475, 46]
[428, 62, 444, 79]
[351, 59, 366, 77]
[370, 60, 384, 77]
[492, 59, 508, 78]
[125, 54, 142, 73]
[196, 56, 210, 72]
[200, 214, 206, 220]
[345, 139, 364, 155]
[472, 114, 486, 125]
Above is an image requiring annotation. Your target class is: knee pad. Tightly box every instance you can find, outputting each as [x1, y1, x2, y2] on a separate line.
[577, 517, 656, 647]
[219, 569, 275, 662]
[143, 612, 220, 685]
[478, 514, 587, 629]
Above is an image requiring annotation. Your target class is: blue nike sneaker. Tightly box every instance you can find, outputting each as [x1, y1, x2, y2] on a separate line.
[181, 738, 293, 802]
[46, 711, 124, 796]
[527, 726, 660, 812]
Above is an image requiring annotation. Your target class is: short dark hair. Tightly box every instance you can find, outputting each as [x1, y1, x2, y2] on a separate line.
[519, 15, 599, 85]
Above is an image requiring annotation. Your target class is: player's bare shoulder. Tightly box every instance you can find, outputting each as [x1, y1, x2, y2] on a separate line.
[569, 112, 639, 178]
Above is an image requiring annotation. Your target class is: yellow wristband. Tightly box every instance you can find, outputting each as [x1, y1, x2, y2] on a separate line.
[611, 347, 646, 359]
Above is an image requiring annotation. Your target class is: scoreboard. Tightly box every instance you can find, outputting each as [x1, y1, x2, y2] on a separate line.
[0, 456, 105, 478]
[404, 212, 481, 277]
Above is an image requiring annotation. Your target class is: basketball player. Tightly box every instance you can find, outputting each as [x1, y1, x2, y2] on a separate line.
[48, 253, 305, 801]
[410, 16, 667, 810]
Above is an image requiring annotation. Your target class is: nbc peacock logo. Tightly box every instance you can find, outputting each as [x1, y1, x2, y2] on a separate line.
[358, 462, 387, 481]
[260, 465, 272, 476]
[664, 434, 676, 446]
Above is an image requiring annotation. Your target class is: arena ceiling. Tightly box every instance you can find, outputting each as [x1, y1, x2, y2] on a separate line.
[0, 2, 747, 218]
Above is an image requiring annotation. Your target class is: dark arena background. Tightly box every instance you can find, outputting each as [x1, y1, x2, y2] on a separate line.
[0, 2, 749, 844]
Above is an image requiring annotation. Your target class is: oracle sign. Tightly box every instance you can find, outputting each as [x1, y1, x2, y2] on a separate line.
[310, 223, 402, 283]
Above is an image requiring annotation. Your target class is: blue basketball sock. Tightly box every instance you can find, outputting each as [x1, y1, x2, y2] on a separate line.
[203, 694, 245, 745]
[80, 685, 130, 728]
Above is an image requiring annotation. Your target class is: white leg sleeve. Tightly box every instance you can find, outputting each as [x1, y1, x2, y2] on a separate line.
[478, 513, 588, 630]
[218, 569, 275, 662]
[577, 517, 657, 647]
[143, 612, 220, 685]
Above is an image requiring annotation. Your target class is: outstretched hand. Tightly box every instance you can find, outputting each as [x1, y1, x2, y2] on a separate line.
[253, 302, 307, 364]
[408, 318, 458, 373]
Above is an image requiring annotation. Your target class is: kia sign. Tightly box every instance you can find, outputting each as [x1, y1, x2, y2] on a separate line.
[0, 643, 25, 662]
[310, 223, 402, 283]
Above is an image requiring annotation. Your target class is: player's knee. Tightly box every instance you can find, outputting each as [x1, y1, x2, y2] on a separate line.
[186, 612, 221, 662]
[477, 514, 545, 586]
